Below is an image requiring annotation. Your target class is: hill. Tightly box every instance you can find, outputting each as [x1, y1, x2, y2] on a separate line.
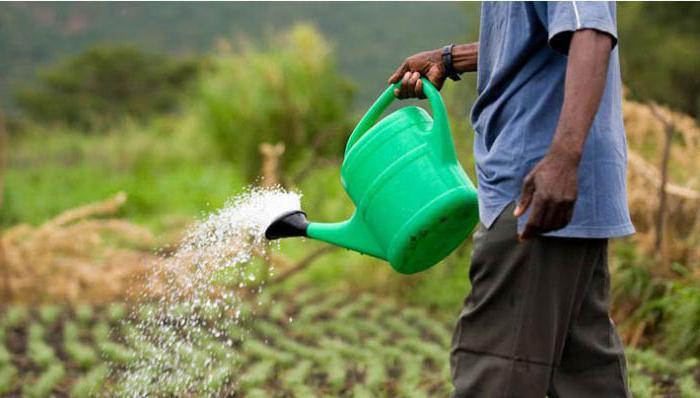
[0, 2, 478, 112]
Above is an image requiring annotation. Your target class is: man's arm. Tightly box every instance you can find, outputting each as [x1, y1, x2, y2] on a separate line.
[387, 43, 478, 99]
[514, 29, 613, 239]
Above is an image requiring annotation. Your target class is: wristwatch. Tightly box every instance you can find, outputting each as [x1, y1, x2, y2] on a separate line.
[442, 44, 462, 81]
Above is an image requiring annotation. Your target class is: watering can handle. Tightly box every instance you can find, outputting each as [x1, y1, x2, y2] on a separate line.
[344, 78, 449, 157]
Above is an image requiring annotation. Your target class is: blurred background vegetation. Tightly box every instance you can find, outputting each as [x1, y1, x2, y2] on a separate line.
[0, 2, 698, 397]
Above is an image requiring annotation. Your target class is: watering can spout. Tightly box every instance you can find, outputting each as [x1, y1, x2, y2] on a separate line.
[265, 211, 309, 239]
[265, 211, 385, 260]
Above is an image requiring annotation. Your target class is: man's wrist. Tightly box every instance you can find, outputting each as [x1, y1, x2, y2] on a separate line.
[547, 140, 583, 166]
[451, 43, 478, 73]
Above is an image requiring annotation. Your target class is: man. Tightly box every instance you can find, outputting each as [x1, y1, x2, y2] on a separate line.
[389, 2, 634, 397]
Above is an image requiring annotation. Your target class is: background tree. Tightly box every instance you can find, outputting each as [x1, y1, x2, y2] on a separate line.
[618, 3, 700, 117]
[15, 45, 200, 130]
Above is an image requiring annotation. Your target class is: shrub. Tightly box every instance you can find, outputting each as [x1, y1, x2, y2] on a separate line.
[15, 45, 200, 130]
[194, 24, 354, 182]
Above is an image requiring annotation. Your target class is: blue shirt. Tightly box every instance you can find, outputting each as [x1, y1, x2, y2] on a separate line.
[472, 1, 635, 238]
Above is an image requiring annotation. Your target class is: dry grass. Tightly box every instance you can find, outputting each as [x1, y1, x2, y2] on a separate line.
[624, 99, 700, 269]
[0, 192, 158, 305]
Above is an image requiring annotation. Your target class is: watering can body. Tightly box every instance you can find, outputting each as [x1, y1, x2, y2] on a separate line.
[306, 79, 479, 274]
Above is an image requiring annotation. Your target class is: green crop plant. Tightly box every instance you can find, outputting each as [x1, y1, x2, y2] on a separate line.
[325, 319, 361, 342]
[22, 363, 66, 398]
[281, 359, 312, 386]
[320, 337, 366, 361]
[27, 323, 57, 368]
[326, 354, 347, 390]
[398, 338, 445, 364]
[3, 306, 27, 328]
[0, 287, 698, 395]
[64, 321, 99, 369]
[384, 317, 422, 339]
[98, 340, 135, 365]
[107, 303, 128, 322]
[267, 301, 288, 322]
[75, 304, 94, 325]
[290, 384, 317, 397]
[70, 364, 108, 398]
[350, 317, 386, 337]
[679, 375, 700, 398]
[364, 358, 388, 391]
[0, 329, 11, 366]
[335, 298, 369, 319]
[398, 354, 424, 396]
[203, 363, 234, 392]
[628, 369, 658, 398]
[238, 360, 275, 389]
[91, 321, 111, 344]
[296, 293, 348, 323]
[351, 383, 375, 398]
[242, 339, 295, 367]
[0, 365, 17, 394]
[293, 288, 325, 307]
[223, 321, 248, 342]
[253, 319, 286, 340]
[244, 388, 270, 398]
[38, 305, 62, 325]
[274, 335, 327, 362]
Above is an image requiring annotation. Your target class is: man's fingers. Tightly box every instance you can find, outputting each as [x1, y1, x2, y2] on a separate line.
[514, 179, 535, 217]
[398, 71, 411, 99]
[408, 71, 420, 97]
[388, 63, 407, 84]
[541, 202, 562, 232]
[416, 79, 426, 99]
[519, 195, 545, 241]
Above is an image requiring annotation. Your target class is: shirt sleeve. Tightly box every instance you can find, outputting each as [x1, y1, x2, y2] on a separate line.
[539, 1, 618, 55]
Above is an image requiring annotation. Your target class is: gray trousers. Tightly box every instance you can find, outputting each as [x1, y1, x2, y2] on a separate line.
[450, 203, 631, 398]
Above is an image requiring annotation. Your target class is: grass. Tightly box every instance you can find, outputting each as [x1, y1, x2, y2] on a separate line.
[0, 287, 697, 397]
[3, 119, 244, 233]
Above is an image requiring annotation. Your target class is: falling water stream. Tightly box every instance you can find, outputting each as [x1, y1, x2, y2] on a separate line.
[113, 187, 301, 396]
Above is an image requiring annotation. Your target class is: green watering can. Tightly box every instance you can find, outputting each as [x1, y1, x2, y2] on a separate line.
[266, 78, 479, 274]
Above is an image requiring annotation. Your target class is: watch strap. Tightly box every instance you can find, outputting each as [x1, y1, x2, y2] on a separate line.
[442, 44, 461, 81]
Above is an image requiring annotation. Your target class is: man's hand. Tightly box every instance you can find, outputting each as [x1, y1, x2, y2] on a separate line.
[388, 49, 446, 99]
[514, 153, 579, 240]
[388, 43, 478, 99]
[514, 29, 612, 240]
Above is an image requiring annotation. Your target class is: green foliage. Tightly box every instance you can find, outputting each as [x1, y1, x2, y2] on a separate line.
[70, 364, 108, 398]
[612, 243, 700, 359]
[22, 363, 65, 398]
[1, 293, 699, 396]
[75, 304, 93, 325]
[2, 119, 243, 230]
[194, 24, 354, 181]
[0, 365, 17, 394]
[64, 321, 98, 369]
[626, 348, 700, 398]
[618, 3, 700, 117]
[27, 323, 57, 368]
[106, 303, 128, 322]
[659, 282, 700, 357]
[15, 45, 200, 129]
[3, 306, 27, 327]
[38, 305, 61, 325]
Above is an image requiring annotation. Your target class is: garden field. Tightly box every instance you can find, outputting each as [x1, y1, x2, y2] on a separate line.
[1, 286, 698, 397]
[1, 4, 699, 397]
